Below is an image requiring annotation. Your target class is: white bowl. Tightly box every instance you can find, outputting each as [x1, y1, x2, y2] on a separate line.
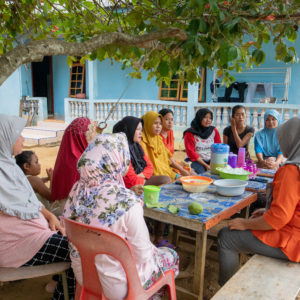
[179, 176, 213, 193]
[213, 179, 248, 196]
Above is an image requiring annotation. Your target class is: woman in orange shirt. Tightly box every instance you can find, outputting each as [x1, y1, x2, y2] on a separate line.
[218, 116, 300, 286]
[159, 108, 175, 154]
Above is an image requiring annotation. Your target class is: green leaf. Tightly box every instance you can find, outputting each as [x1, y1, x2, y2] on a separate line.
[187, 19, 200, 35]
[157, 61, 169, 77]
[168, 204, 179, 214]
[252, 49, 266, 65]
[199, 19, 208, 33]
[228, 46, 238, 61]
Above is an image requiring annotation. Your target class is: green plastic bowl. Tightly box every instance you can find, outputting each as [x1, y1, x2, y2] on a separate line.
[216, 167, 252, 181]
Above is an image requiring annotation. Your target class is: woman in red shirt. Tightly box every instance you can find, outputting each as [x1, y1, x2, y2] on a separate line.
[184, 108, 221, 174]
[159, 108, 175, 154]
[218, 116, 300, 286]
[113, 116, 170, 195]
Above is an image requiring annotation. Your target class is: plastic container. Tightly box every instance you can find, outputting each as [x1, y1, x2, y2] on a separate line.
[210, 144, 230, 174]
[237, 148, 246, 168]
[214, 179, 248, 196]
[180, 176, 213, 193]
[228, 152, 238, 168]
[143, 185, 161, 207]
[216, 167, 252, 181]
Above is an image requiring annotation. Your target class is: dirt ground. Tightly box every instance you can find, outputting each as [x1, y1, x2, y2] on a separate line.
[0, 144, 228, 299]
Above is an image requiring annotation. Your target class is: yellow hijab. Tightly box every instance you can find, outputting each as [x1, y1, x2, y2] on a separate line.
[141, 111, 176, 180]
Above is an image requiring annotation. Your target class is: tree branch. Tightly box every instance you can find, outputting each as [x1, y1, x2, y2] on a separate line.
[0, 28, 187, 86]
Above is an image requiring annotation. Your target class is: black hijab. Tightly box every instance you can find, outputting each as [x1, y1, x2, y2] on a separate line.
[113, 116, 147, 174]
[183, 108, 215, 139]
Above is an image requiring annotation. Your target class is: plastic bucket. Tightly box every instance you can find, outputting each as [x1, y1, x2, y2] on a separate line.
[143, 185, 161, 207]
[210, 143, 230, 174]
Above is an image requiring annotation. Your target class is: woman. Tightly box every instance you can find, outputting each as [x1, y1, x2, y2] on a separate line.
[52, 117, 97, 213]
[63, 133, 179, 300]
[113, 116, 171, 194]
[223, 105, 254, 158]
[254, 109, 284, 169]
[218, 116, 300, 286]
[159, 108, 175, 154]
[0, 114, 75, 300]
[140, 111, 190, 180]
[183, 108, 221, 174]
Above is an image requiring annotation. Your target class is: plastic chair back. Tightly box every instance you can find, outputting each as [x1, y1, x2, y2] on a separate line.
[62, 217, 176, 300]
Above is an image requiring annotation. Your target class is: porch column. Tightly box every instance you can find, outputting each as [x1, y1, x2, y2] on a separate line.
[87, 60, 97, 120]
[187, 82, 199, 126]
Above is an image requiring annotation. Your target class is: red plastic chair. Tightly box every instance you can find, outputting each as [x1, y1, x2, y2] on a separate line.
[62, 217, 177, 300]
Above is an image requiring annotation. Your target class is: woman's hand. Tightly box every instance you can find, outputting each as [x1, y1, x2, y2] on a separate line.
[180, 169, 191, 176]
[228, 218, 248, 231]
[205, 164, 211, 171]
[48, 214, 66, 235]
[229, 116, 236, 129]
[250, 208, 266, 219]
[130, 184, 144, 196]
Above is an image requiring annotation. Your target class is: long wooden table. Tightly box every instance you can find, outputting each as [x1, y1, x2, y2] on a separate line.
[144, 183, 257, 300]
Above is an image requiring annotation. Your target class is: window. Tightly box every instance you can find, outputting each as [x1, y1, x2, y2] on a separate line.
[159, 68, 206, 102]
[69, 60, 86, 98]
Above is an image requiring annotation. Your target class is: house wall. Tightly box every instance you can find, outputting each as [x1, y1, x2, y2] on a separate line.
[0, 69, 22, 116]
[94, 60, 159, 99]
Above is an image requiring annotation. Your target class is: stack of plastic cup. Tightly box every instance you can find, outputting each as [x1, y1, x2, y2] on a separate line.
[237, 148, 246, 168]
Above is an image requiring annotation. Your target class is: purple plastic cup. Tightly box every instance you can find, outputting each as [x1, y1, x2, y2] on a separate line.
[228, 153, 237, 168]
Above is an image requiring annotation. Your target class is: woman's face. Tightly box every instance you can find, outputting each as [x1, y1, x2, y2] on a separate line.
[233, 108, 246, 124]
[133, 122, 143, 143]
[201, 113, 212, 127]
[152, 117, 162, 135]
[13, 135, 24, 156]
[265, 115, 278, 129]
[162, 113, 174, 131]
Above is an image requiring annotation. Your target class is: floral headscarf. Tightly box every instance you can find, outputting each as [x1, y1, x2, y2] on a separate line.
[63, 133, 140, 227]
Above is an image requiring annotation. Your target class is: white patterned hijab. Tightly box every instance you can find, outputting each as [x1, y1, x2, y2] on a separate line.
[0, 114, 41, 219]
[276, 116, 300, 169]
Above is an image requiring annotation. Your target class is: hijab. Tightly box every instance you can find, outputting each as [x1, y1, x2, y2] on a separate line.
[0, 114, 41, 220]
[183, 108, 215, 139]
[265, 116, 300, 210]
[63, 133, 140, 227]
[141, 111, 165, 156]
[52, 117, 90, 201]
[255, 109, 281, 157]
[277, 116, 300, 168]
[113, 116, 147, 174]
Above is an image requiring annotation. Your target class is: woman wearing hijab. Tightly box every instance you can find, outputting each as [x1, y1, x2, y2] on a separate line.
[140, 111, 190, 181]
[254, 109, 284, 169]
[63, 133, 179, 300]
[184, 108, 221, 174]
[52, 117, 97, 213]
[218, 116, 300, 286]
[0, 114, 75, 300]
[113, 116, 171, 193]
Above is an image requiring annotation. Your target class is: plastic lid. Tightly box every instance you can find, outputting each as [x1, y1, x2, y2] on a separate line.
[211, 143, 230, 153]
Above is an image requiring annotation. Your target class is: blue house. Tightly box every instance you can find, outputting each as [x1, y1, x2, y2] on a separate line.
[0, 37, 299, 148]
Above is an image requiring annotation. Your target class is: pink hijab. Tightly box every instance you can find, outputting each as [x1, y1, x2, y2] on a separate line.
[63, 133, 140, 227]
[52, 117, 90, 201]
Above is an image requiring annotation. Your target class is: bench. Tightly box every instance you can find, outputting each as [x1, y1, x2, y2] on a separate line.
[211, 254, 300, 300]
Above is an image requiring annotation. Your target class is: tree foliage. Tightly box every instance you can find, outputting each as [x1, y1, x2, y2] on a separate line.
[0, 0, 299, 86]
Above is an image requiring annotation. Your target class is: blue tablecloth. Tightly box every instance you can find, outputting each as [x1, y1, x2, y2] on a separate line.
[150, 183, 254, 224]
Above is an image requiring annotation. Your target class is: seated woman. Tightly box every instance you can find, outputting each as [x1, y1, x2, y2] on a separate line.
[0, 114, 75, 300]
[16, 150, 59, 216]
[254, 109, 284, 169]
[159, 108, 175, 154]
[63, 133, 179, 300]
[140, 111, 191, 180]
[223, 105, 254, 158]
[52, 117, 97, 213]
[218, 116, 300, 286]
[183, 108, 221, 174]
[113, 116, 171, 195]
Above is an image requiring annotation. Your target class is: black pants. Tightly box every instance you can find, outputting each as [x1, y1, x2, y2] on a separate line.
[23, 233, 75, 300]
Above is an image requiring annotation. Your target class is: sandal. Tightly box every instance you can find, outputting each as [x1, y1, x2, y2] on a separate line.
[155, 239, 177, 250]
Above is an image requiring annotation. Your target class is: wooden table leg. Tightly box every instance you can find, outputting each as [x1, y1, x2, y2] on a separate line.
[193, 226, 207, 300]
